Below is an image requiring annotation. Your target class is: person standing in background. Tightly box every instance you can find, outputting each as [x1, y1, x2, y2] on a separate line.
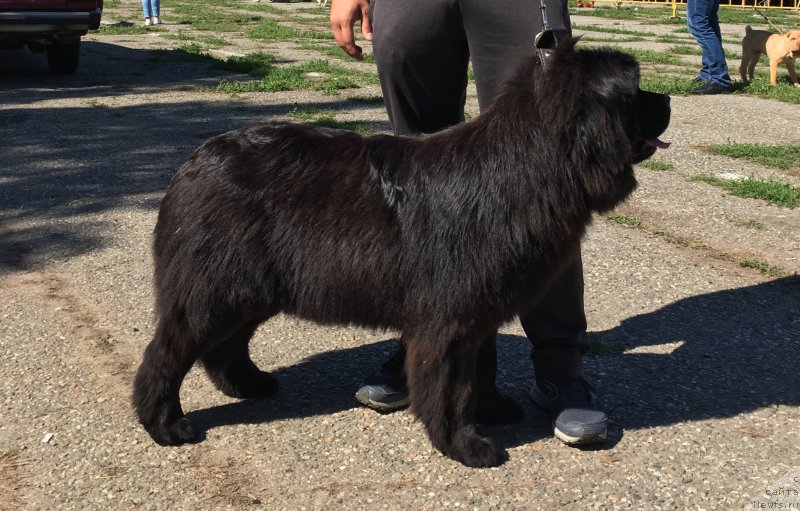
[142, 0, 161, 26]
[687, 0, 732, 94]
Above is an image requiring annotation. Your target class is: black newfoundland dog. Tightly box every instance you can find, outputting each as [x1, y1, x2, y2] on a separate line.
[133, 39, 670, 468]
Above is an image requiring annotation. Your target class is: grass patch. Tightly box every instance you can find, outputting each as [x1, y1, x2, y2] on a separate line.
[640, 75, 695, 95]
[286, 107, 337, 121]
[572, 23, 658, 38]
[733, 218, 765, 230]
[215, 51, 276, 77]
[286, 107, 374, 135]
[605, 214, 643, 228]
[299, 41, 375, 63]
[738, 78, 800, 104]
[581, 35, 646, 43]
[610, 46, 686, 66]
[707, 143, 800, 171]
[97, 24, 159, 35]
[86, 99, 110, 109]
[738, 258, 785, 277]
[247, 19, 329, 41]
[216, 59, 374, 95]
[147, 44, 210, 63]
[569, 6, 667, 21]
[652, 228, 710, 250]
[669, 44, 702, 56]
[639, 160, 674, 171]
[692, 174, 800, 208]
[349, 95, 385, 105]
[163, 32, 228, 47]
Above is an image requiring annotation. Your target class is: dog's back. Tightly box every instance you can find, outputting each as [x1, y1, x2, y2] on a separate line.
[153, 122, 408, 330]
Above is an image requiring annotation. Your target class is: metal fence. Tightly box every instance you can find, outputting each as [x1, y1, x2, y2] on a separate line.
[579, 0, 800, 18]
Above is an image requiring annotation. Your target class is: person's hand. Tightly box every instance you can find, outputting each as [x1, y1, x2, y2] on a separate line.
[330, 0, 372, 60]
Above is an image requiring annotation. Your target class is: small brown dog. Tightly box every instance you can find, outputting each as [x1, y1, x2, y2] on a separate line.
[740, 25, 800, 87]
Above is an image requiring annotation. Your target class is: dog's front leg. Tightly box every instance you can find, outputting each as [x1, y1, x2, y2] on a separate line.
[770, 59, 780, 85]
[405, 330, 504, 468]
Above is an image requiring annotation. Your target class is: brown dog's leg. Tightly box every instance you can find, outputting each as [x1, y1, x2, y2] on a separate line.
[786, 60, 799, 87]
[739, 46, 751, 83]
[747, 53, 759, 82]
[770, 59, 779, 85]
[405, 330, 504, 467]
[201, 320, 278, 399]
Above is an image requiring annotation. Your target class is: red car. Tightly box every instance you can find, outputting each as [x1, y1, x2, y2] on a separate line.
[0, 0, 103, 73]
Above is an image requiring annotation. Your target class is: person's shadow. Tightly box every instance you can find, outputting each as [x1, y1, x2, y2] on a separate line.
[187, 276, 800, 450]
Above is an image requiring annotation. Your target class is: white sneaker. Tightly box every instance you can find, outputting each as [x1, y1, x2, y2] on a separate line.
[152, 16, 161, 24]
[144, 18, 153, 26]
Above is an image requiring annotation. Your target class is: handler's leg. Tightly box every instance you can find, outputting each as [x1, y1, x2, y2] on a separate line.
[356, 0, 471, 411]
[520, 259, 608, 445]
[461, 0, 571, 109]
[369, 0, 469, 135]
[462, 0, 607, 445]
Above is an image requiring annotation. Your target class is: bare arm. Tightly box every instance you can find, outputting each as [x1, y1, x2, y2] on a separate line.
[330, 0, 372, 60]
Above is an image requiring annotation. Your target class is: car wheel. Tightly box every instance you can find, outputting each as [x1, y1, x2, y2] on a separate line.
[47, 40, 81, 74]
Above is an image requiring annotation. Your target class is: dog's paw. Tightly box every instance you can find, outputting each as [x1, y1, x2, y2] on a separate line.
[145, 417, 199, 446]
[450, 431, 504, 468]
[476, 393, 524, 425]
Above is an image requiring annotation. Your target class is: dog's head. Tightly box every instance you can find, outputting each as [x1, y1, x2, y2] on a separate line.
[788, 31, 800, 54]
[536, 39, 671, 212]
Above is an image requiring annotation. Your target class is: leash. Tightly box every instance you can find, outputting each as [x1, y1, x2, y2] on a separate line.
[534, 0, 558, 69]
[753, 1, 784, 34]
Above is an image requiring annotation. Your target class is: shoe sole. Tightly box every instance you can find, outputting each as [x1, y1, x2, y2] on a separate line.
[553, 423, 608, 445]
[354, 388, 409, 411]
[529, 384, 608, 445]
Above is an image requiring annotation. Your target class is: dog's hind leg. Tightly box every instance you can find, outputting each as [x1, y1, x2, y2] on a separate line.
[786, 60, 799, 86]
[201, 319, 279, 399]
[406, 331, 504, 468]
[132, 320, 203, 446]
[742, 52, 758, 82]
[474, 334, 524, 425]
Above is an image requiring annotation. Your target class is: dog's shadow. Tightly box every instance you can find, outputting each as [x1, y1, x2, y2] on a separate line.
[187, 277, 800, 451]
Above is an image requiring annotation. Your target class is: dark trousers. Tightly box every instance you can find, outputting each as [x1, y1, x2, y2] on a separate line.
[370, 0, 588, 378]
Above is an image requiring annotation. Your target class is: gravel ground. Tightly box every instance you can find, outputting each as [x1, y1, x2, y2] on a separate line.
[1, 2, 799, 510]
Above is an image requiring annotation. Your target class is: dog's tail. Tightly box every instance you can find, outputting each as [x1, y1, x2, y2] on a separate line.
[745, 25, 752, 35]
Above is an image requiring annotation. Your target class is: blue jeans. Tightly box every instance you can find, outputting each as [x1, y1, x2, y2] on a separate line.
[142, 0, 160, 18]
[686, 0, 731, 87]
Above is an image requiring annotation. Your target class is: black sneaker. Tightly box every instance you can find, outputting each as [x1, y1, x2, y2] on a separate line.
[691, 75, 706, 84]
[691, 80, 731, 95]
[354, 349, 409, 411]
[530, 377, 608, 445]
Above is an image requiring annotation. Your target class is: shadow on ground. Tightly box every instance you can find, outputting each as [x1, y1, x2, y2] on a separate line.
[0, 42, 389, 273]
[186, 277, 799, 452]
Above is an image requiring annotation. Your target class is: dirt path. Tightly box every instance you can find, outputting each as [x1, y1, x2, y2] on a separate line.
[1, 2, 798, 510]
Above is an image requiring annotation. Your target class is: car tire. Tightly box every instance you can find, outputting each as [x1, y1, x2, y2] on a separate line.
[47, 40, 81, 74]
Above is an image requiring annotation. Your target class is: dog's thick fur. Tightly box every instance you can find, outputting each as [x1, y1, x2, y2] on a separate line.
[133, 39, 670, 467]
[740, 25, 800, 87]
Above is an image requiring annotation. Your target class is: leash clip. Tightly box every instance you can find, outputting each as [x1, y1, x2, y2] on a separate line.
[534, 0, 558, 70]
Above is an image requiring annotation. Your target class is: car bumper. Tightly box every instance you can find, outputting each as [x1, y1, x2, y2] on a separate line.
[0, 8, 101, 40]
